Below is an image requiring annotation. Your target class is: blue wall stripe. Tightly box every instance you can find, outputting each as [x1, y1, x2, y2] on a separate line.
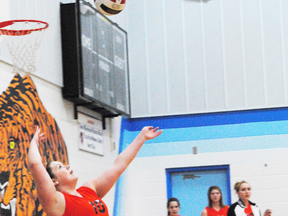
[122, 107, 288, 130]
[113, 121, 126, 216]
[121, 120, 288, 144]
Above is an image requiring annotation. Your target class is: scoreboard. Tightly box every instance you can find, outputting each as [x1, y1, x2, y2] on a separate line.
[61, 0, 130, 118]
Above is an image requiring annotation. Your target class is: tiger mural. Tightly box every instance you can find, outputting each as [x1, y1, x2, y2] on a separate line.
[0, 74, 69, 215]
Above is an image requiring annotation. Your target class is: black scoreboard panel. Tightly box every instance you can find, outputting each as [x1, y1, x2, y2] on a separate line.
[61, 0, 130, 117]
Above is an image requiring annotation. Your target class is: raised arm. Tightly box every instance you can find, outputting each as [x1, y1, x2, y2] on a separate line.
[83, 126, 163, 198]
[28, 127, 65, 216]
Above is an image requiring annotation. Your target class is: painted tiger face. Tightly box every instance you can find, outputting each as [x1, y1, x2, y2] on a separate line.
[0, 74, 68, 216]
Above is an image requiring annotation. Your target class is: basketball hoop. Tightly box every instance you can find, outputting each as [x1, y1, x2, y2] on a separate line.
[0, 19, 49, 73]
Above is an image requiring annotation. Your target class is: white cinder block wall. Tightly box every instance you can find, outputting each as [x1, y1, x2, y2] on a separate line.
[121, 148, 288, 216]
[0, 61, 122, 215]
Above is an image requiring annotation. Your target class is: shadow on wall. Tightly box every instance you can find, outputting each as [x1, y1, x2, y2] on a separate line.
[0, 74, 68, 216]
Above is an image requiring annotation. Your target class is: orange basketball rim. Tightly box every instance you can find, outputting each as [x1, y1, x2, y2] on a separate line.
[0, 20, 49, 36]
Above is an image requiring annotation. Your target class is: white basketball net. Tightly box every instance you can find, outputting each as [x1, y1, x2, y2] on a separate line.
[0, 20, 48, 73]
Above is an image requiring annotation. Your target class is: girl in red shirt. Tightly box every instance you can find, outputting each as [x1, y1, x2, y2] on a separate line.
[28, 126, 162, 216]
[167, 197, 181, 216]
[201, 186, 229, 216]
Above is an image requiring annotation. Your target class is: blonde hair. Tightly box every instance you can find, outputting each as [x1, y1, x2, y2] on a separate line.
[234, 181, 248, 192]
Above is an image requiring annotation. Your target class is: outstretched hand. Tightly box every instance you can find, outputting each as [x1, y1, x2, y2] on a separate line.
[32, 126, 45, 147]
[141, 126, 163, 140]
[28, 126, 46, 168]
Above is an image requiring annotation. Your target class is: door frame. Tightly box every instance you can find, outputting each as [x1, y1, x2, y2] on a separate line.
[166, 165, 231, 205]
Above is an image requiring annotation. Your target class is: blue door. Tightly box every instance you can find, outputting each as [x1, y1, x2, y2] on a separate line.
[166, 165, 231, 216]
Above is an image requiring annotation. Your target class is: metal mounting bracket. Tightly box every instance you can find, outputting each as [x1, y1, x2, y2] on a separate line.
[73, 102, 93, 119]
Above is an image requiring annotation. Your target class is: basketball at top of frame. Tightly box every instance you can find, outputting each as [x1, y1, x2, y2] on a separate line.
[94, 0, 126, 16]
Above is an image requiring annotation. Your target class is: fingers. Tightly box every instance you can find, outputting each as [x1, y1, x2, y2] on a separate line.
[34, 126, 45, 141]
[145, 126, 153, 130]
[39, 133, 46, 141]
[39, 133, 45, 137]
[146, 126, 162, 134]
[145, 126, 159, 131]
[152, 127, 159, 132]
[155, 129, 163, 136]
[148, 126, 163, 137]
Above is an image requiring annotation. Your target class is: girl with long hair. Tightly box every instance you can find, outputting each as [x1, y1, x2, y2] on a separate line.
[201, 186, 229, 216]
[28, 126, 162, 216]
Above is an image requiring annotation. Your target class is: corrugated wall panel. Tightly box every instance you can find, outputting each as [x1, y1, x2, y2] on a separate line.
[262, 0, 285, 106]
[238, 0, 265, 107]
[183, 1, 207, 112]
[127, 0, 150, 116]
[282, 0, 288, 104]
[202, 0, 226, 110]
[165, 0, 187, 114]
[222, 0, 246, 109]
[145, 0, 168, 115]
[127, 0, 288, 118]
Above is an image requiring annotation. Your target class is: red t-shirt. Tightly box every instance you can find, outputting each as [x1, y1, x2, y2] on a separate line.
[62, 186, 109, 216]
[205, 205, 229, 216]
[244, 203, 253, 216]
